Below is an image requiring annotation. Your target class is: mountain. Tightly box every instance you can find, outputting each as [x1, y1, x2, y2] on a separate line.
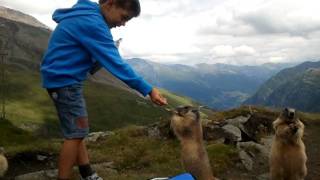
[127, 58, 292, 109]
[0, 6, 49, 29]
[0, 6, 52, 73]
[0, 16, 50, 71]
[245, 61, 320, 112]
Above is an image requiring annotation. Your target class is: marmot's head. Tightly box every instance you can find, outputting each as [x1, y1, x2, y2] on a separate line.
[274, 108, 304, 140]
[280, 107, 297, 123]
[171, 105, 201, 139]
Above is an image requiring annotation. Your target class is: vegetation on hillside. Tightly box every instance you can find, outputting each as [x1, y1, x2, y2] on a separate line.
[245, 61, 320, 112]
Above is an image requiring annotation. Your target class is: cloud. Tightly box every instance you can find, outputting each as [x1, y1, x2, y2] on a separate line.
[197, 0, 320, 37]
[1, 0, 59, 15]
[1, 0, 319, 65]
[239, 4, 320, 36]
[210, 45, 256, 57]
[234, 45, 256, 55]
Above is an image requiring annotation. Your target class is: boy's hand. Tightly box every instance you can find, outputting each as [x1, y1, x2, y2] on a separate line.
[149, 88, 168, 106]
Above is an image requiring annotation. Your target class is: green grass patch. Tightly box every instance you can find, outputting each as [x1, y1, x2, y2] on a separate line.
[1, 67, 192, 136]
[86, 126, 238, 179]
[207, 143, 238, 174]
[88, 126, 181, 175]
[0, 118, 60, 156]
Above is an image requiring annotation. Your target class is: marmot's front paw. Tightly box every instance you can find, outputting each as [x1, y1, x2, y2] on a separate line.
[289, 123, 298, 134]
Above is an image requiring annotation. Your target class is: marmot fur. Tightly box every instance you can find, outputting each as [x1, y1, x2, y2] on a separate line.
[171, 105, 217, 180]
[0, 147, 8, 177]
[270, 108, 307, 180]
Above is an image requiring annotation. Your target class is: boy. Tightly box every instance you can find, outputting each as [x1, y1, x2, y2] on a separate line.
[40, 0, 167, 179]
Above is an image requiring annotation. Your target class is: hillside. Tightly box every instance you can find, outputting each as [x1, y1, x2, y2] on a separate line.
[0, 6, 48, 29]
[245, 61, 320, 112]
[127, 58, 292, 110]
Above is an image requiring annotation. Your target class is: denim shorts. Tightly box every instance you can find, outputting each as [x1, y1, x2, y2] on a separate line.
[47, 83, 89, 139]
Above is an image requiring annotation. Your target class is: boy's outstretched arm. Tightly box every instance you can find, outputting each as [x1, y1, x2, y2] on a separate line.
[149, 88, 168, 106]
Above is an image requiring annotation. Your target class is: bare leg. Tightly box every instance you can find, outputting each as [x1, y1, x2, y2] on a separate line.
[77, 139, 90, 165]
[58, 139, 82, 179]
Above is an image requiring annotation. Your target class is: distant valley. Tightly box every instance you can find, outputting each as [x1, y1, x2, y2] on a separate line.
[127, 58, 294, 109]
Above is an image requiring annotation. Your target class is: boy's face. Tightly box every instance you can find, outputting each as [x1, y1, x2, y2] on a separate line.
[101, 2, 133, 28]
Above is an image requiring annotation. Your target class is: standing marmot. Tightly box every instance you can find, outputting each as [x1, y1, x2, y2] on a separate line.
[0, 147, 8, 177]
[171, 105, 217, 180]
[270, 108, 307, 180]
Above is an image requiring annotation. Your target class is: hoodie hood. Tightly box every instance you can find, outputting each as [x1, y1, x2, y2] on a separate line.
[53, 0, 100, 23]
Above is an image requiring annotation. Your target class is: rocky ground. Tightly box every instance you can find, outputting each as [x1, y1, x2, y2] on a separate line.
[304, 118, 320, 179]
[2, 108, 320, 180]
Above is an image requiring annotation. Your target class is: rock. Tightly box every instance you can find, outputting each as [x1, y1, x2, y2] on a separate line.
[92, 162, 117, 175]
[147, 126, 161, 139]
[18, 123, 39, 132]
[213, 138, 225, 144]
[15, 169, 58, 180]
[203, 124, 225, 141]
[242, 114, 274, 142]
[85, 131, 115, 142]
[257, 173, 269, 180]
[237, 141, 269, 158]
[222, 124, 242, 144]
[147, 120, 174, 139]
[239, 150, 253, 171]
[36, 155, 48, 161]
[226, 115, 251, 127]
[260, 136, 273, 150]
[14, 162, 117, 180]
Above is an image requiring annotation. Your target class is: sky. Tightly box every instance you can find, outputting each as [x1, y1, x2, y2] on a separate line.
[1, 0, 320, 65]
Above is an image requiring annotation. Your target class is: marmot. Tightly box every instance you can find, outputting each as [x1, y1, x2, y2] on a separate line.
[270, 108, 307, 180]
[171, 105, 217, 180]
[0, 147, 8, 177]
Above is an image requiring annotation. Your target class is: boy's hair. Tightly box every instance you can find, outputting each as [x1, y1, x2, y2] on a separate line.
[99, 0, 141, 17]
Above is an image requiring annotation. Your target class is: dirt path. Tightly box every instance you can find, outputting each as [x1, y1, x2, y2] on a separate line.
[304, 119, 320, 180]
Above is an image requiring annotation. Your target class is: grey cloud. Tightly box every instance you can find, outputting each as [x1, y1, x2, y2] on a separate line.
[197, 23, 255, 37]
[141, 0, 223, 19]
[239, 10, 320, 37]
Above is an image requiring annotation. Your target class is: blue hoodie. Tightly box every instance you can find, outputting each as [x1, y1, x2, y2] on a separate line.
[40, 0, 152, 96]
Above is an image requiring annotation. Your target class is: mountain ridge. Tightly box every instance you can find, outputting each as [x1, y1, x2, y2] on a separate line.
[0, 6, 49, 29]
[244, 61, 320, 112]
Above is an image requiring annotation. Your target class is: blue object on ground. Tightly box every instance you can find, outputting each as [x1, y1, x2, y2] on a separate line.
[170, 173, 195, 180]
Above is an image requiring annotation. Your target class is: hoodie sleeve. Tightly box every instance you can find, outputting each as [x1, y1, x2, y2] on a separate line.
[71, 16, 153, 96]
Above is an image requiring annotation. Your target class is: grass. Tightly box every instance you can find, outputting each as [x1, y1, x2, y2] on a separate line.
[0, 118, 61, 157]
[85, 126, 238, 179]
[207, 144, 238, 174]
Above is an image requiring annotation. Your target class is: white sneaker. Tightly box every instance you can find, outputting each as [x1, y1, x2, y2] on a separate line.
[80, 173, 103, 180]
